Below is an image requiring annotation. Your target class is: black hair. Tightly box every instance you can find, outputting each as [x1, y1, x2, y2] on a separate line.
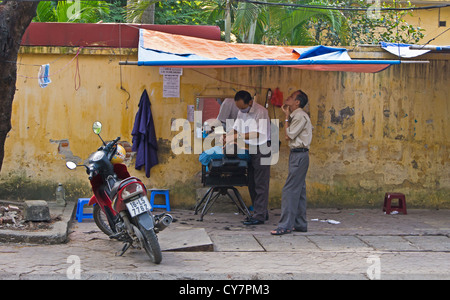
[234, 90, 252, 104]
[295, 90, 308, 108]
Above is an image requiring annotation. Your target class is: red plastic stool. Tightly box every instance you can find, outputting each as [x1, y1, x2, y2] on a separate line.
[383, 193, 407, 215]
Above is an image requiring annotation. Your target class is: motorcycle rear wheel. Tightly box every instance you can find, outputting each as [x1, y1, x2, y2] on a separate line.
[93, 204, 114, 236]
[135, 224, 162, 264]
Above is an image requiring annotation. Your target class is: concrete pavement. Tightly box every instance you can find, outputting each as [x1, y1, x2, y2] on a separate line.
[0, 202, 449, 280]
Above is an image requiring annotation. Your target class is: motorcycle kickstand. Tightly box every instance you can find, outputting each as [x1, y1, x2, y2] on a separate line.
[117, 242, 131, 256]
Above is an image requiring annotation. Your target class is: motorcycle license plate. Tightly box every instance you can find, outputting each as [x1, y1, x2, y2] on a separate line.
[126, 196, 151, 217]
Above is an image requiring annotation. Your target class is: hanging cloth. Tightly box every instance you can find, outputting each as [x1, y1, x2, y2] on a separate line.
[131, 89, 158, 178]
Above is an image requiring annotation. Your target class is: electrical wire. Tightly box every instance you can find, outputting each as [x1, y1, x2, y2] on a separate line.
[17, 46, 82, 80]
[191, 69, 271, 91]
[235, 0, 450, 12]
[2, 47, 79, 67]
[420, 27, 450, 48]
[14, 0, 450, 12]
[118, 23, 131, 109]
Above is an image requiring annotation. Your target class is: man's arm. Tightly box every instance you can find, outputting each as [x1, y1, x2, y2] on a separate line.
[224, 130, 259, 144]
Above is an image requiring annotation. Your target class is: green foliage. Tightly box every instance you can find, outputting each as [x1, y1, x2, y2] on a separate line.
[154, 0, 210, 25]
[33, 1, 57, 22]
[200, 0, 424, 46]
[33, 1, 111, 23]
[102, 0, 127, 23]
[341, 0, 425, 45]
[279, 0, 348, 45]
[125, 0, 212, 25]
[32, 0, 425, 46]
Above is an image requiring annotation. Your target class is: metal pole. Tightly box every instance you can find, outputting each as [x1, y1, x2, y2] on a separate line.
[409, 45, 450, 51]
[119, 61, 139, 65]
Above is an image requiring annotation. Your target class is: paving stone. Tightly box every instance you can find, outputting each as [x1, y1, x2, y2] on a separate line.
[404, 236, 450, 252]
[254, 234, 319, 251]
[359, 236, 419, 251]
[209, 234, 264, 252]
[1, 208, 449, 280]
[159, 228, 214, 252]
[308, 235, 374, 251]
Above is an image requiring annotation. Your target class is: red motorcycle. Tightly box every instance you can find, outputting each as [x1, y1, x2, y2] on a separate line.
[66, 121, 172, 264]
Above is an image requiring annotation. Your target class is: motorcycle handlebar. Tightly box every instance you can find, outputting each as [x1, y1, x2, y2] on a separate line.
[86, 137, 122, 180]
[104, 137, 121, 151]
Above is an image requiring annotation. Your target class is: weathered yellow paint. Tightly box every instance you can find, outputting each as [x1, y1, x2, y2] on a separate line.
[406, 1, 450, 45]
[1, 46, 449, 209]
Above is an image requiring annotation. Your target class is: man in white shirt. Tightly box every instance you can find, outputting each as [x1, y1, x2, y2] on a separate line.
[225, 90, 271, 225]
[217, 98, 240, 131]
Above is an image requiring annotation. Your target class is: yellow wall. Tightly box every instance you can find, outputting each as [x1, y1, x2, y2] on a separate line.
[404, 1, 450, 45]
[1, 46, 449, 208]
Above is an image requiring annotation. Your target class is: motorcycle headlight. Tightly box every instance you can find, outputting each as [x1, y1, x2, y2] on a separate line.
[121, 183, 144, 199]
[91, 151, 105, 162]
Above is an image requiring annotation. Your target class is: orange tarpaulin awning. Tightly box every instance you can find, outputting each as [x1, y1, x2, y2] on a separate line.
[133, 29, 401, 73]
[140, 28, 299, 61]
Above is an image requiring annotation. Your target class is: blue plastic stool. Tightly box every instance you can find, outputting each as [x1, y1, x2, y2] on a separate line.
[148, 189, 171, 211]
[76, 198, 94, 222]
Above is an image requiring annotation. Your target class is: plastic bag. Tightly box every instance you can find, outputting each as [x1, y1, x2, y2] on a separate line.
[270, 87, 283, 107]
[38, 64, 51, 88]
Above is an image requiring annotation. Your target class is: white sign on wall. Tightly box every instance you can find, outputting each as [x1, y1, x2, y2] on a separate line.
[160, 68, 183, 98]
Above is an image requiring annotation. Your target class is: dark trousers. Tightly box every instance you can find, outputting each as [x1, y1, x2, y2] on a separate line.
[247, 144, 271, 222]
[278, 151, 309, 230]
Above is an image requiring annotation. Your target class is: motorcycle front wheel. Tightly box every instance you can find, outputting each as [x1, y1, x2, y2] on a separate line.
[134, 224, 162, 264]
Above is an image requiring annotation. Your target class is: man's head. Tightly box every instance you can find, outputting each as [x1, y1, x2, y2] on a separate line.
[285, 90, 308, 111]
[234, 90, 253, 113]
[294, 90, 308, 109]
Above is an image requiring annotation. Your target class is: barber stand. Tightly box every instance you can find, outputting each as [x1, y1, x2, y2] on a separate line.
[195, 157, 251, 221]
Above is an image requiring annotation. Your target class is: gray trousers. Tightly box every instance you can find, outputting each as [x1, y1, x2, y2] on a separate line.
[248, 145, 271, 222]
[278, 151, 309, 230]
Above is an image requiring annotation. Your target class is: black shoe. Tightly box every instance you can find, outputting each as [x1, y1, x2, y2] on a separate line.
[243, 218, 264, 225]
[293, 227, 307, 232]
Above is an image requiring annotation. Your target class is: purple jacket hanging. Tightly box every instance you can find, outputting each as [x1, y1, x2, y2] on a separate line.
[131, 89, 158, 178]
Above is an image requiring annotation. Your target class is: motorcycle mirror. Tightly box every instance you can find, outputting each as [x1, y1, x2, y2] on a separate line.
[92, 121, 102, 135]
[66, 161, 77, 170]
